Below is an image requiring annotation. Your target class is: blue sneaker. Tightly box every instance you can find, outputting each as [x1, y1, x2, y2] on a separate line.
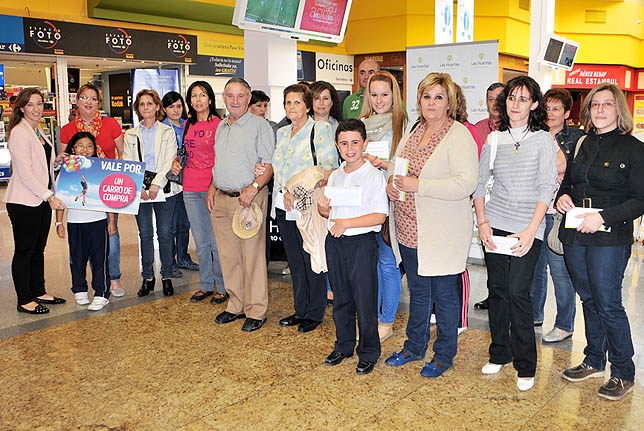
[420, 361, 451, 378]
[384, 350, 423, 366]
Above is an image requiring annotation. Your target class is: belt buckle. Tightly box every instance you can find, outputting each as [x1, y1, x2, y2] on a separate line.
[582, 198, 592, 208]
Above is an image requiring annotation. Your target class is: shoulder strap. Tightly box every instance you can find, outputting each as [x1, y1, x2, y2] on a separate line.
[410, 119, 421, 134]
[488, 131, 498, 171]
[310, 122, 317, 166]
[136, 134, 143, 162]
[573, 135, 586, 159]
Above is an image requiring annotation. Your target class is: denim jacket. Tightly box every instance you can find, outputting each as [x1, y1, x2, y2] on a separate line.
[556, 123, 585, 163]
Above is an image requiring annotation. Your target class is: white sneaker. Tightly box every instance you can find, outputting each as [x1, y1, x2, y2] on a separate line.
[517, 377, 535, 391]
[430, 314, 436, 324]
[88, 297, 109, 311]
[458, 327, 467, 335]
[482, 362, 504, 375]
[74, 292, 90, 305]
[542, 327, 573, 343]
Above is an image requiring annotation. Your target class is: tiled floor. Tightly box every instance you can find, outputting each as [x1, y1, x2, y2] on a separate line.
[1, 189, 644, 430]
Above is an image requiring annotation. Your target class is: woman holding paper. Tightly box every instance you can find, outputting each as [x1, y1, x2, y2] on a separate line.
[123, 89, 179, 298]
[555, 83, 644, 401]
[361, 71, 408, 341]
[272, 83, 338, 334]
[472, 76, 557, 392]
[384, 72, 478, 378]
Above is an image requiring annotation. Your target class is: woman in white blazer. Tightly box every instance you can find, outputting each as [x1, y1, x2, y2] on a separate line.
[123, 89, 179, 297]
[4, 88, 66, 314]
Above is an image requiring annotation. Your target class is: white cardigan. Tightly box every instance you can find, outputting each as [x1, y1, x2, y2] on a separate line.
[387, 121, 479, 276]
[123, 121, 180, 197]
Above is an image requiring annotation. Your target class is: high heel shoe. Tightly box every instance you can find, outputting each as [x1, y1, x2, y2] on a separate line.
[162, 279, 174, 296]
[137, 277, 156, 297]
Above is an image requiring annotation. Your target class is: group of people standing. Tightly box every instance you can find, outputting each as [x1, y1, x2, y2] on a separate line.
[4, 62, 642, 400]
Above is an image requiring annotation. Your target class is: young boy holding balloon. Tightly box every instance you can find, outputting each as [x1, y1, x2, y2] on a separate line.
[55, 131, 115, 311]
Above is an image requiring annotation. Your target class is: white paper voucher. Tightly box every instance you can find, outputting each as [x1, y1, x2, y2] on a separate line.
[324, 186, 362, 207]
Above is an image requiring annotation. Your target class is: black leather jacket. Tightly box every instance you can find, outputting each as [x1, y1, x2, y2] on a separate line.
[557, 128, 644, 246]
[556, 124, 585, 163]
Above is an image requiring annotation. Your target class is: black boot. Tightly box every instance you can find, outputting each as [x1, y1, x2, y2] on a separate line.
[138, 277, 155, 297]
[162, 279, 174, 296]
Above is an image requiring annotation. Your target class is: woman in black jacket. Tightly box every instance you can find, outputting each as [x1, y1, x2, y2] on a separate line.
[556, 83, 644, 401]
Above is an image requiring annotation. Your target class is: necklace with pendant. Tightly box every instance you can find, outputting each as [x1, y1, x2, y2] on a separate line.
[508, 127, 530, 154]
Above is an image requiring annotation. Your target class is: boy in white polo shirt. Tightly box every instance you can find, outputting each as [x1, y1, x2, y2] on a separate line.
[318, 119, 388, 375]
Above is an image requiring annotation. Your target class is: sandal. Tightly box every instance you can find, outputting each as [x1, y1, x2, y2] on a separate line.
[190, 290, 213, 302]
[35, 296, 67, 305]
[210, 291, 230, 304]
[17, 304, 50, 314]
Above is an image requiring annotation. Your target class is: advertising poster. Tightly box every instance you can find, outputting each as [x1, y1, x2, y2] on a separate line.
[406, 41, 498, 123]
[300, 0, 348, 36]
[56, 156, 145, 215]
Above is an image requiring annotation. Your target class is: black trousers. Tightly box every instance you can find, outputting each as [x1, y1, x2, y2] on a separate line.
[276, 209, 327, 322]
[6, 202, 51, 305]
[483, 228, 541, 378]
[326, 232, 380, 363]
[68, 219, 110, 298]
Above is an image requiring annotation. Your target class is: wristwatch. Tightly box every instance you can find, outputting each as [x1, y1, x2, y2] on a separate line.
[252, 182, 259, 190]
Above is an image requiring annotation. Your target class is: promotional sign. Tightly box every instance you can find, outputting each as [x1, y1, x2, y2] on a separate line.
[298, 50, 316, 82]
[435, 0, 454, 44]
[456, 0, 474, 43]
[56, 156, 145, 215]
[406, 41, 499, 123]
[560, 64, 632, 90]
[0, 64, 4, 92]
[300, 0, 349, 36]
[0, 15, 25, 53]
[130, 69, 180, 127]
[23, 18, 196, 63]
[189, 55, 244, 77]
[315, 52, 353, 85]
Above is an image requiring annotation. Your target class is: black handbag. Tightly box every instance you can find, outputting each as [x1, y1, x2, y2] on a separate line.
[137, 136, 171, 193]
[166, 124, 189, 185]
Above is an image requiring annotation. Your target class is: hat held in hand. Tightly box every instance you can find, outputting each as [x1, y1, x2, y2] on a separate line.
[232, 202, 263, 239]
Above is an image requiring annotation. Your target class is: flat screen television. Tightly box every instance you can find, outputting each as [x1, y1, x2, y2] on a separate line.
[540, 34, 580, 71]
[232, 0, 353, 43]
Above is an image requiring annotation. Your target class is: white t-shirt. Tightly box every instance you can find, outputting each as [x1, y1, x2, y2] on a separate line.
[67, 208, 107, 224]
[326, 160, 388, 236]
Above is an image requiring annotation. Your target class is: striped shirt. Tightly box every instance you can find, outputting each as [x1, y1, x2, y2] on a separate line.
[473, 128, 557, 240]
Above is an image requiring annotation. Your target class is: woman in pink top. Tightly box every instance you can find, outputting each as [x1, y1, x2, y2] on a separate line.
[171, 81, 227, 303]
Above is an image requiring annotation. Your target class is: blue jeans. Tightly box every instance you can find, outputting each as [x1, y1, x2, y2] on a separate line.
[400, 245, 459, 367]
[530, 214, 576, 331]
[171, 192, 194, 267]
[109, 213, 121, 281]
[135, 195, 177, 280]
[376, 233, 402, 324]
[563, 240, 635, 380]
[183, 191, 225, 293]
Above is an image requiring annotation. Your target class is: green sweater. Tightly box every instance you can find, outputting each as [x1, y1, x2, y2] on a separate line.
[342, 88, 364, 119]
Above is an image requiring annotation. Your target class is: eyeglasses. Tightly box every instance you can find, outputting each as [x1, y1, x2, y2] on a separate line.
[590, 101, 616, 110]
[78, 95, 99, 103]
[507, 95, 531, 104]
